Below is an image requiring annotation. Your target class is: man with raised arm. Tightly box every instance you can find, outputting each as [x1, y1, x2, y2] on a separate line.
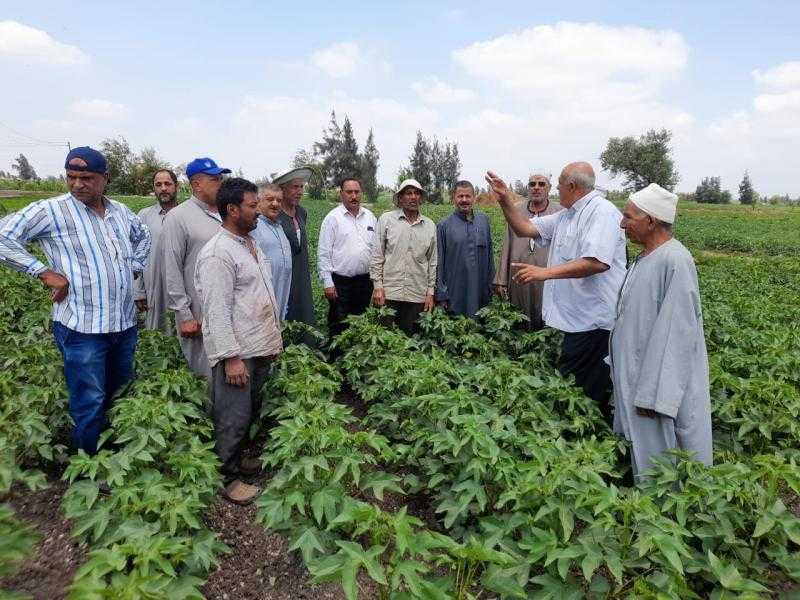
[486, 162, 626, 421]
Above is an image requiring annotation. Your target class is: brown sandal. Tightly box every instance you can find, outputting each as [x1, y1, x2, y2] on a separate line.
[221, 479, 261, 506]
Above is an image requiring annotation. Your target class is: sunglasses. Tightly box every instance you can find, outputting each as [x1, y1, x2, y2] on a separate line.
[528, 181, 548, 188]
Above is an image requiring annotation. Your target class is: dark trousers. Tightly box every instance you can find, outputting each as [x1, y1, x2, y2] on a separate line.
[386, 300, 424, 336]
[210, 356, 272, 480]
[559, 329, 613, 422]
[52, 322, 138, 455]
[327, 272, 373, 340]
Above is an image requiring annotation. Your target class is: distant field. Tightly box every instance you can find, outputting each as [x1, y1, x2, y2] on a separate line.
[3, 190, 800, 257]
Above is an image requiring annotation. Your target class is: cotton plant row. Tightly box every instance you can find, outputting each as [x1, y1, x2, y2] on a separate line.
[59, 330, 228, 599]
[254, 343, 529, 600]
[326, 305, 800, 598]
[0, 269, 71, 593]
[699, 256, 800, 455]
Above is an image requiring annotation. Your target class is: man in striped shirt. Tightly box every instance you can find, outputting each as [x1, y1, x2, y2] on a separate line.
[0, 146, 152, 455]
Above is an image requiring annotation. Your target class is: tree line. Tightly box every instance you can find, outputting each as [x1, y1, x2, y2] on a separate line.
[2, 125, 798, 205]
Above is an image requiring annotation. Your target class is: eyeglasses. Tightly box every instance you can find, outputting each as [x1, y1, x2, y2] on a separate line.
[528, 181, 548, 188]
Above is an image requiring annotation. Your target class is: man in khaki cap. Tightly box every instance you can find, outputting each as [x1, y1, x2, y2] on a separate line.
[611, 183, 712, 482]
[370, 179, 437, 335]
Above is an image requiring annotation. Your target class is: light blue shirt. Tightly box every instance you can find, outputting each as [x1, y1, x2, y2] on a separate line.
[531, 190, 626, 333]
[0, 193, 151, 333]
[252, 215, 292, 320]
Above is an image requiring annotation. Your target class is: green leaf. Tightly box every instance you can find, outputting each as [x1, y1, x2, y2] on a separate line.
[288, 527, 326, 564]
[753, 514, 775, 538]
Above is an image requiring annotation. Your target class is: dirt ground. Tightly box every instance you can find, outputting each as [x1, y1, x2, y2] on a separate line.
[0, 480, 86, 600]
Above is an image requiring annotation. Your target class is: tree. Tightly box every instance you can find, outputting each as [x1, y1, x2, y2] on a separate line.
[130, 147, 169, 195]
[443, 142, 461, 193]
[738, 171, 757, 206]
[600, 128, 679, 192]
[429, 138, 446, 203]
[513, 180, 527, 196]
[11, 154, 37, 180]
[409, 131, 432, 192]
[336, 116, 360, 184]
[313, 111, 342, 188]
[361, 128, 380, 202]
[695, 176, 731, 204]
[100, 136, 135, 193]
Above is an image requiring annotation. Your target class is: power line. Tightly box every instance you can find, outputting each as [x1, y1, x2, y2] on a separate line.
[0, 121, 69, 148]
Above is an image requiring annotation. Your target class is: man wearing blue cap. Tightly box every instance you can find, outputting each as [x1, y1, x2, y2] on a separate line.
[0, 146, 152, 455]
[162, 157, 230, 378]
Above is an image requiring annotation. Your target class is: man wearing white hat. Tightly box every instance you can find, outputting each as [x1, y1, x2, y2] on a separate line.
[611, 183, 712, 481]
[370, 179, 437, 335]
[273, 167, 316, 332]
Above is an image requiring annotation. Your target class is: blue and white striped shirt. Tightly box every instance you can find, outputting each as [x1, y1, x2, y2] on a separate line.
[0, 193, 152, 333]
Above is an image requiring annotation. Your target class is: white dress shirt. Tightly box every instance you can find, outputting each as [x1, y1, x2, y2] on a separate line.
[317, 203, 377, 288]
[531, 190, 627, 333]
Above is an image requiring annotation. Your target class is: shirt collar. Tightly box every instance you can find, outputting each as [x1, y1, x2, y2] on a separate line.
[338, 203, 364, 219]
[220, 226, 252, 245]
[397, 209, 425, 224]
[258, 214, 280, 226]
[568, 189, 599, 213]
[69, 194, 116, 214]
[453, 209, 474, 222]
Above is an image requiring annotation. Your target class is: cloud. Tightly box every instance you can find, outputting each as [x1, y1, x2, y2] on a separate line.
[69, 99, 129, 119]
[310, 42, 361, 78]
[0, 20, 88, 66]
[412, 78, 476, 104]
[752, 61, 800, 90]
[453, 21, 688, 100]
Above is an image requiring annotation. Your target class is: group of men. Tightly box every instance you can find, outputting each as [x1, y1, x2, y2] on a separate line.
[0, 146, 713, 505]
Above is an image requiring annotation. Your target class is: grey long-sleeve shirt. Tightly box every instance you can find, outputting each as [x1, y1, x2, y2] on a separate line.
[195, 228, 283, 367]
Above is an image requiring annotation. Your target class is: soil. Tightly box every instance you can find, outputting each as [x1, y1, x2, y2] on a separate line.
[202, 495, 378, 600]
[0, 480, 87, 600]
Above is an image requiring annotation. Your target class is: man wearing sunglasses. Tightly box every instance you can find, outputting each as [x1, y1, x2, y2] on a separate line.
[493, 170, 562, 329]
[163, 157, 230, 378]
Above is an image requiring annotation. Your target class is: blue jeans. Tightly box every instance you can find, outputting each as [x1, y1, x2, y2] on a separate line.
[52, 322, 138, 455]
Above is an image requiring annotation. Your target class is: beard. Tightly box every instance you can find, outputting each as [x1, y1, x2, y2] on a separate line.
[158, 192, 177, 204]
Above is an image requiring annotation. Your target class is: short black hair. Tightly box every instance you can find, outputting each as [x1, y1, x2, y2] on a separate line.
[453, 180, 475, 195]
[216, 177, 258, 220]
[339, 177, 361, 190]
[152, 168, 178, 185]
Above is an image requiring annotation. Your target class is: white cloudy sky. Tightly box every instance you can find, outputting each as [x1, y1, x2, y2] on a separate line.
[1, 1, 799, 196]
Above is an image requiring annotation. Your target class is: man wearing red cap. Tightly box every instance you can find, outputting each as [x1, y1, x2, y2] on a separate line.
[0, 146, 151, 454]
[162, 157, 230, 378]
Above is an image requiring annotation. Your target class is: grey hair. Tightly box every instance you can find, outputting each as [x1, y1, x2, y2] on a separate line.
[257, 182, 282, 197]
[529, 169, 551, 182]
[564, 170, 595, 190]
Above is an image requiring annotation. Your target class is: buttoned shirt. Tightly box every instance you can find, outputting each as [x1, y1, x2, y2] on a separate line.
[0, 193, 151, 333]
[531, 190, 626, 332]
[317, 204, 377, 287]
[251, 215, 292, 320]
[370, 209, 437, 303]
[195, 228, 283, 367]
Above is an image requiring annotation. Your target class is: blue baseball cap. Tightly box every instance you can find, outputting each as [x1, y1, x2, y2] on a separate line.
[64, 146, 108, 174]
[186, 157, 232, 179]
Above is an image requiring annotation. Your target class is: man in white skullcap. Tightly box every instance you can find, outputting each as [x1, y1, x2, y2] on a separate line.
[610, 183, 712, 482]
